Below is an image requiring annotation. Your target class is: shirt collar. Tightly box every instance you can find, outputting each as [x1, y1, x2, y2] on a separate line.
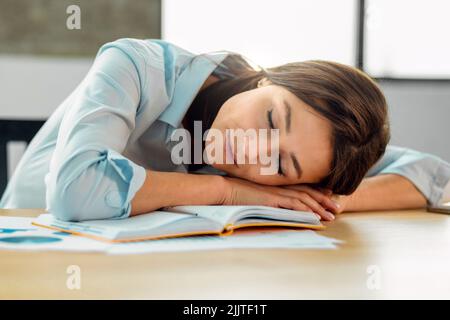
[158, 49, 229, 128]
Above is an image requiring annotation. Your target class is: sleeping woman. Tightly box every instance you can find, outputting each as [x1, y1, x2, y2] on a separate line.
[1, 38, 449, 221]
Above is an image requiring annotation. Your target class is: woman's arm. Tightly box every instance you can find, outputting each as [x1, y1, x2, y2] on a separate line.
[131, 171, 339, 220]
[130, 171, 226, 215]
[337, 174, 427, 212]
[335, 145, 450, 212]
[46, 40, 151, 222]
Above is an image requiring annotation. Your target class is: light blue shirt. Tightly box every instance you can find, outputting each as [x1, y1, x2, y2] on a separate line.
[1, 38, 450, 221]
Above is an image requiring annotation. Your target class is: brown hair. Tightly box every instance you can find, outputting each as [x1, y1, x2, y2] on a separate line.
[183, 52, 390, 195]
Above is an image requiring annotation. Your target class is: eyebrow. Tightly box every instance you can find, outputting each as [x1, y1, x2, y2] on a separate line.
[284, 99, 292, 134]
[290, 152, 303, 179]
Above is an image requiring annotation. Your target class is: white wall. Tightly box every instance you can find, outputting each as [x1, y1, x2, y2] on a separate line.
[0, 55, 92, 178]
[0, 55, 92, 119]
[366, 0, 450, 78]
[162, 0, 357, 67]
[381, 81, 450, 161]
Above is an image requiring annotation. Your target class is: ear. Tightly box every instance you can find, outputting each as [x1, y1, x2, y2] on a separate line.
[257, 77, 272, 88]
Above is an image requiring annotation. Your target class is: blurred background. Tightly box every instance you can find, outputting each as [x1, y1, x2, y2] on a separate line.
[1, 0, 449, 197]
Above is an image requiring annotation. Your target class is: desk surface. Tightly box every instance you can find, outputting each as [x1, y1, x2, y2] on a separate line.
[0, 208, 449, 299]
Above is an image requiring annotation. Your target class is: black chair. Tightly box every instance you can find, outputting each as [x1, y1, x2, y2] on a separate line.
[0, 119, 46, 199]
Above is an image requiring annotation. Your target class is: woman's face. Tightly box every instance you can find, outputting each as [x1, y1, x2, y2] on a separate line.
[207, 79, 334, 186]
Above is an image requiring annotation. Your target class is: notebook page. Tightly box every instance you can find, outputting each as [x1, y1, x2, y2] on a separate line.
[167, 205, 320, 226]
[231, 207, 320, 225]
[165, 206, 244, 226]
[34, 211, 205, 240]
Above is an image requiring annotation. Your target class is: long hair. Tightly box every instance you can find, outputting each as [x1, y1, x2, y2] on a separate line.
[182, 51, 390, 195]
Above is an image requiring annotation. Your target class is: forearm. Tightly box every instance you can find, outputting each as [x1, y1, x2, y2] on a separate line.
[344, 174, 427, 212]
[130, 170, 226, 216]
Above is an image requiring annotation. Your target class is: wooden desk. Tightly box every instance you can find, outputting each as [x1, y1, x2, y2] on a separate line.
[1, 209, 449, 299]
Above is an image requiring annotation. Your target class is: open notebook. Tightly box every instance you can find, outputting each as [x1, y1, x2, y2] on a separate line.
[32, 205, 325, 243]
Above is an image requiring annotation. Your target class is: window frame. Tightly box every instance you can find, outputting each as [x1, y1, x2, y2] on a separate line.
[356, 0, 450, 83]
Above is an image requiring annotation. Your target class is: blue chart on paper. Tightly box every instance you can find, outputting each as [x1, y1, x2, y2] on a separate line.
[52, 231, 71, 236]
[0, 228, 33, 234]
[0, 236, 63, 244]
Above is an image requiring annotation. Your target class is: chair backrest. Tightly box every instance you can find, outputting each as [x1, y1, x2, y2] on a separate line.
[0, 119, 46, 198]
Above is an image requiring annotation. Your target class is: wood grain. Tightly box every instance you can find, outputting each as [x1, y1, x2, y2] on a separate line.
[1, 208, 449, 299]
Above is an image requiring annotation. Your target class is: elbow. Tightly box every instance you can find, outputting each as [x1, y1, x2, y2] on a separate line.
[45, 149, 143, 221]
[46, 185, 84, 222]
[46, 172, 95, 222]
[45, 166, 127, 222]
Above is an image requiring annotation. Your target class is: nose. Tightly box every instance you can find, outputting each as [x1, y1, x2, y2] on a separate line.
[239, 130, 279, 165]
[232, 131, 257, 165]
[246, 133, 259, 164]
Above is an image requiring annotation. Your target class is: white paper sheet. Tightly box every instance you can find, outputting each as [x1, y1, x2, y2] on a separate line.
[107, 229, 342, 255]
[0, 216, 342, 254]
[0, 216, 109, 252]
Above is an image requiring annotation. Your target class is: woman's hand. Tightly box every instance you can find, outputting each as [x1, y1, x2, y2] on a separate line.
[282, 184, 340, 220]
[221, 178, 339, 221]
[324, 175, 427, 213]
[329, 194, 351, 214]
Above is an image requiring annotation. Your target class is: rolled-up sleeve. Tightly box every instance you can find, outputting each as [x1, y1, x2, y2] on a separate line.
[45, 40, 148, 221]
[365, 145, 450, 206]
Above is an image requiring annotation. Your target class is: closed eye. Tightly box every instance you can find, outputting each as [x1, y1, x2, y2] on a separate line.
[267, 109, 284, 176]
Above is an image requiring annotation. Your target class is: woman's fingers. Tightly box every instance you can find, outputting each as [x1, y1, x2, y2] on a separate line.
[224, 177, 336, 221]
[316, 187, 333, 196]
[295, 193, 335, 221]
[276, 196, 321, 219]
[272, 186, 335, 220]
[283, 185, 340, 214]
[275, 193, 334, 221]
[330, 194, 347, 214]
